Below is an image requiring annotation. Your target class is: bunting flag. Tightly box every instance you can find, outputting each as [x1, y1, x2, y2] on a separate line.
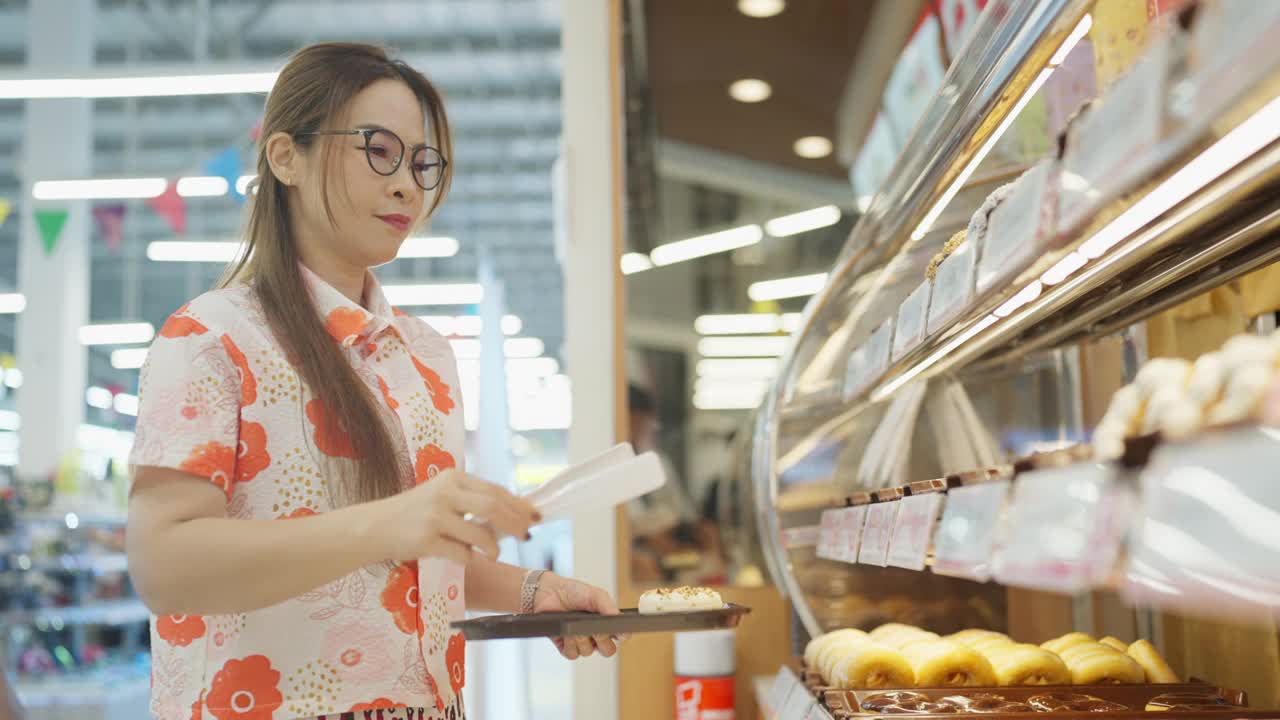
[0, 198, 10, 228]
[146, 180, 186, 235]
[34, 208, 69, 256]
[205, 146, 245, 203]
[93, 204, 126, 253]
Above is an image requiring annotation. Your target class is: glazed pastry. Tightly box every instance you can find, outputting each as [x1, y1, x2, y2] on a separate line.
[1059, 643, 1145, 684]
[1040, 632, 1096, 655]
[947, 629, 1012, 648]
[862, 691, 930, 711]
[878, 699, 957, 714]
[638, 586, 723, 613]
[1098, 636, 1128, 652]
[981, 643, 1071, 686]
[827, 641, 917, 690]
[1029, 692, 1108, 712]
[870, 623, 942, 650]
[900, 640, 998, 687]
[805, 628, 868, 669]
[1126, 639, 1179, 683]
[1146, 692, 1230, 711]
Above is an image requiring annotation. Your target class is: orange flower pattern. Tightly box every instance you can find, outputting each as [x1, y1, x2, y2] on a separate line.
[131, 268, 466, 719]
[414, 444, 456, 485]
[380, 563, 421, 637]
[445, 633, 466, 695]
[411, 356, 455, 415]
[206, 655, 282, 720]
[157, 614, 207, 648]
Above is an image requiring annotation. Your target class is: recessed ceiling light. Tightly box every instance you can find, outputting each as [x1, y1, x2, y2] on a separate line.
[738, 0, 785, 18]
[729, 78, 772, 103]
[793, 136, 833, 159]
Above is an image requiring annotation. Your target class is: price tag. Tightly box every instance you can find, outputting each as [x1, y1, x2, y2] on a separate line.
[805, 703, 837, 720]
[816, 509, 841, 560]
[866, 320, 894, 379]
[842, 345, 870, 401]
[887, 493, 945, 571]
[992, 464, 1130, 594]
[782, 525, 821, 550]
[858, 502, 899, 567]
[1189, 0, 1280, 122]
[780, 686, 816, 720]
[893, 282, 931, 361]
[926, 240, 976, 336]
[768, 665, 800, 714]
[837, 506, 868, 563]
[1123, 427, 1280, 620]
[977, 160, 1054, 295]
[933, 480, 1011, 581]
[1058, 40, 1168, 235]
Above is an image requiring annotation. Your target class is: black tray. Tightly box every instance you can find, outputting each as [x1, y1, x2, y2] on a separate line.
[452, 603, 751, 640]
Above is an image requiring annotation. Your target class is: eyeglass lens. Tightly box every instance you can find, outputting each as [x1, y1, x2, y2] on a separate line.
[363, 129, 445, 191]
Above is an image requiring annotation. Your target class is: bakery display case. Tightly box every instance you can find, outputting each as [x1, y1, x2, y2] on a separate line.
[751, 0, 1280, 717]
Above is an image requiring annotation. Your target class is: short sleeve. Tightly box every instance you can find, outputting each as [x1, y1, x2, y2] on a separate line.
[129, 326, 242, 498]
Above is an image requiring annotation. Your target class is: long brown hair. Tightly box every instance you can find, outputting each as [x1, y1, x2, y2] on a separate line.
[222, 43, 453, 506]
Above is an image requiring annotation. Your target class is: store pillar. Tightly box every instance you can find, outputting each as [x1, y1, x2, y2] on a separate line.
[15, 0, 94, 486]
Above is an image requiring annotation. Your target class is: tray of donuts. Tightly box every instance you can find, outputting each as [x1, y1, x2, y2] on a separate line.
[822, 687, 1251, 718]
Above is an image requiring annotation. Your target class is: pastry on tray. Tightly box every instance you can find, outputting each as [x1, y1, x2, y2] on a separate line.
[637, 586, 723, 614]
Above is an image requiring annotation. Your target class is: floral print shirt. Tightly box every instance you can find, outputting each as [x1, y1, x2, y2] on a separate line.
[130, 266, 467, 720]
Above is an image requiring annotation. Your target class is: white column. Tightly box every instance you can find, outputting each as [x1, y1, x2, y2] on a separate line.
[561, 0, 621, 719]
[15, 0, 94, 485]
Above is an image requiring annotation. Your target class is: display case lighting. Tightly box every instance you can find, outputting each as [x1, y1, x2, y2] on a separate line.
[747, 272, 828, 301]
[765, 205, 841, 237]
[650, 225, 763, 266]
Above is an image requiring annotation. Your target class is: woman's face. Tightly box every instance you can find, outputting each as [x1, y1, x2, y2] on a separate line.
[294, 78, 433, 270]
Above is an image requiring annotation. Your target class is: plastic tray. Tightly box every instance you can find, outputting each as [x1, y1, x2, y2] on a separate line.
[452, 603, 751, 640]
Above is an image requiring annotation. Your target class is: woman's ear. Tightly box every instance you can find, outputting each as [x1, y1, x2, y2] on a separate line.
[265, 131, 304, 187]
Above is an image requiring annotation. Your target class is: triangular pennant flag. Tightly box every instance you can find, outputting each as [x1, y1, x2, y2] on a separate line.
[0, 198, 10, 228]
[146, 180, 186, 235]
[34, 209, 69, 256]
[205, 146, 244, 203]
[92, 204, 126, 253]
[249, 117, 264, 142]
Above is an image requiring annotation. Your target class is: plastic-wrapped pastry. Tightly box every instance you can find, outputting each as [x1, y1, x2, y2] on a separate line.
[1059, 643, 1145, 684]
[1098, 636, 1128, 652]
[805, 628, 868, 669]
[900, 640, 998, 687]
[981, 643, 1072, 686]
[1040, 632, 1096, 655]
[1126, 639, 1179, 683]
[827, 640, 917, 690]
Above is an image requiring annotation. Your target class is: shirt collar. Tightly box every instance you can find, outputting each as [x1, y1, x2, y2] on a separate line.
[300, 263, 396, 348]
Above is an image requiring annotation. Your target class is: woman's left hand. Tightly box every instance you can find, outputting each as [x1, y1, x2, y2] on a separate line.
[533, 573, 624, 660]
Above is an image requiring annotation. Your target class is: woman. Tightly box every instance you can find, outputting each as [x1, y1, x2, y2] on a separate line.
[126, 43, 620, 720]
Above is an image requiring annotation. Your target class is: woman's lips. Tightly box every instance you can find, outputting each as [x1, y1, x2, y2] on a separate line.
[377, 214, 410, 231]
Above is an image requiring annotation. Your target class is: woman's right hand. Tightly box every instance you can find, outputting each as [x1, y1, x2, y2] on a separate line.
[374, 470, 540, 564]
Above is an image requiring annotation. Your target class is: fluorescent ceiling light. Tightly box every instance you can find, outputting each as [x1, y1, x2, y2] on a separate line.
[237, 175, 256, 195]
[695, 376, 771, 394]
[456, 356, 561, 378]
[450, 337, 545, 360]
[856, 195, 873, 213]
[398, 236, 460, 258]
[793, 136, 833, 159]
[695, 313, 785, 335]
[0, 293, 25, 314]
[620, 252, 654, 275]
[4, 369, 22, 389]
[693, 390, 766, 411]
[113, 393, 139, 416]
[176, 176, 229, 198]
[729, 78, 772, 103]
[146, 241, 246, 263]
[780, 313, 803, 332]
[79, 322, 155, 346]
[696, 357, 780, 378]
[0, 410, 19, 431]
[697, 335, 790, 358]
[0, 71, 278, 100]
[650, 225, 763, 266]
[765, 205, 841, 237]
[383, 283, 483, 307]
[418, 314, 522, 337]
[33, 178, 167, 200]
[85, 386, 113, 410]
[738, 0, 784, 18]
[110, 348, 149, 370]
[747, 272, 828, 301]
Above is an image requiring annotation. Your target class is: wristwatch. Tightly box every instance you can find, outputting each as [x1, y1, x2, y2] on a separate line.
[520, 569, 547, 615]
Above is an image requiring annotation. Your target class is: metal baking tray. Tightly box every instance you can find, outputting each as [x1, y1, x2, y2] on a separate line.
[821, 685, 1248, 716]
[452, 603, 751, 640]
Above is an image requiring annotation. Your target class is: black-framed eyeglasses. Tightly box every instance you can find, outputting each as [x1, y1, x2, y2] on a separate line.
[294, 128, 449, 191]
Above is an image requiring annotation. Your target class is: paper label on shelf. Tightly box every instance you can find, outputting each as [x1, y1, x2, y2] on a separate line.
[858, 502, 899, 566]
[843, 321, 894, 401]
[805, 703, 837, 720]
[992, 464, 1129, 593]
[837, 505, 868, 563]
[842, 345, 870, 401]
[781, 686, 817, 720]
[1189, 0, 1280, 118]
[926, 240, 976, 336]
[852, 111, 899, 198]
[768, 666, 800, 714]
[977, 160, 1055, 295]
[893, 281, 932, 361]
[817, 509, 841, 560]
[1123, 427, 1280, 620]
[782, 525, 821, 550]
[887, 492, 945, 571]
[1058, 40, 1167, 234]
[933, 480, 1011, 581]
